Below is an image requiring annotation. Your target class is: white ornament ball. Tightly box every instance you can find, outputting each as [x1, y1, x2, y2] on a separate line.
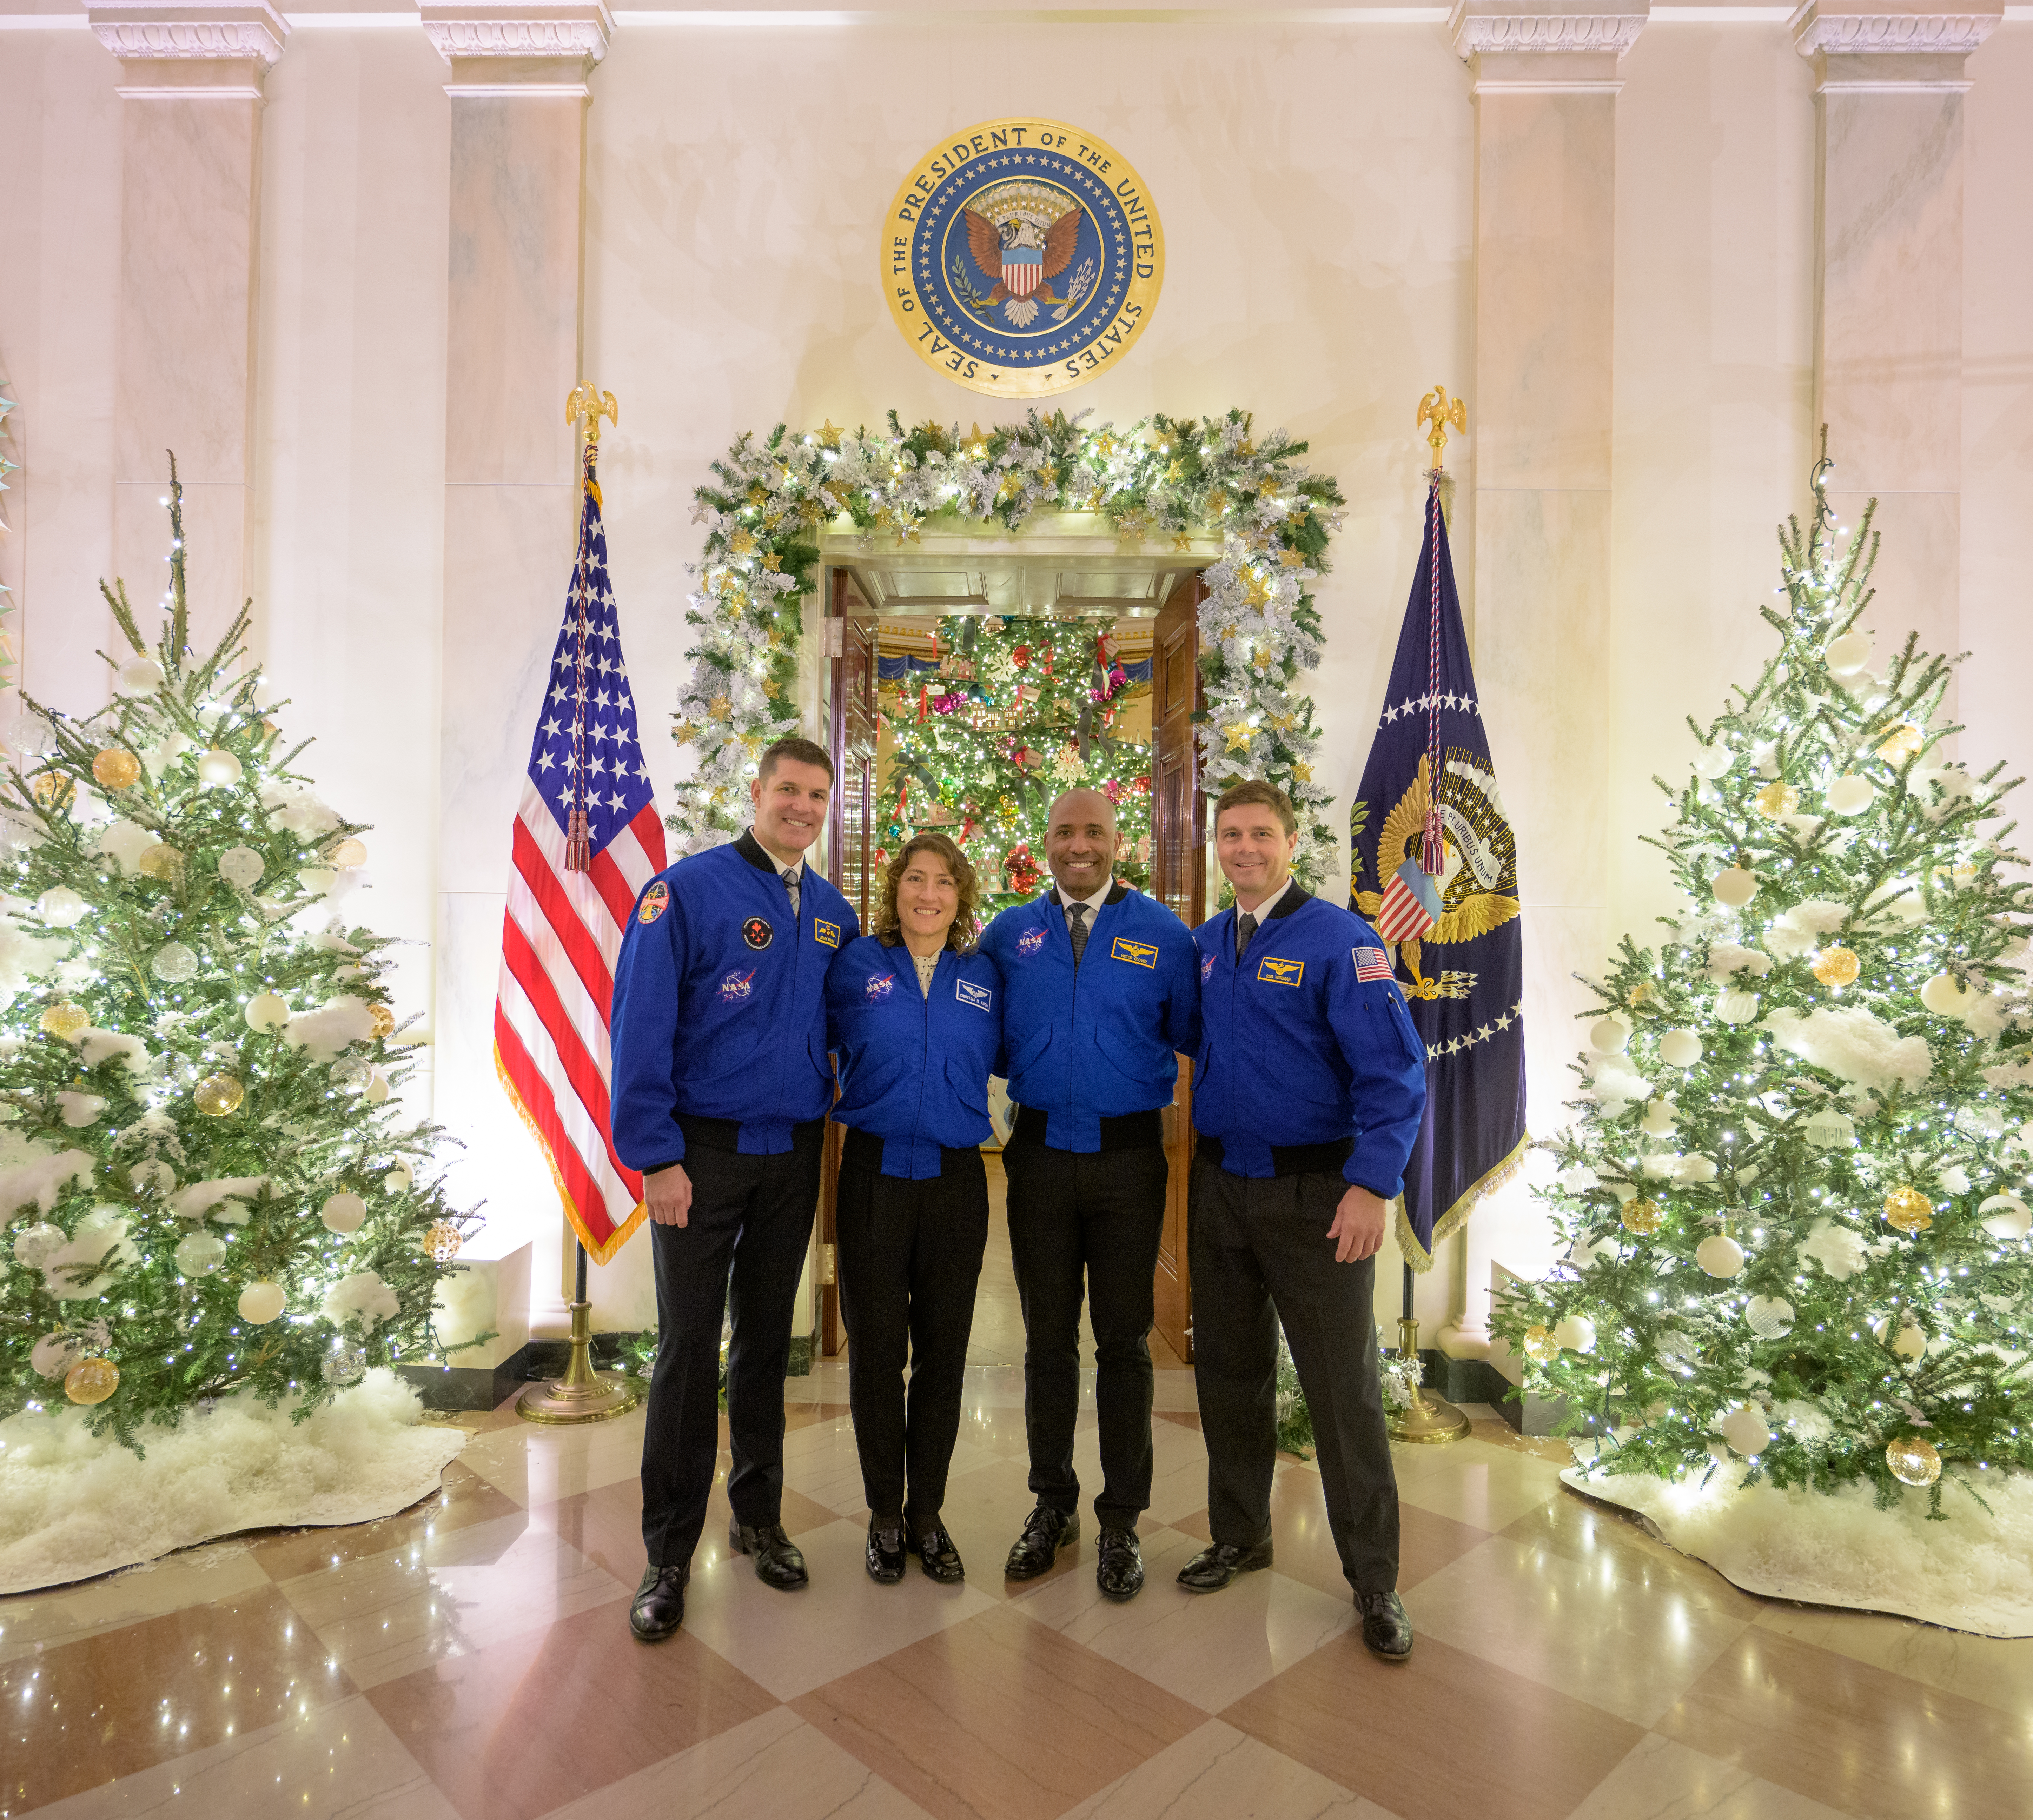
[320, 1192, 367, 1235]
[1658, 1029, 1703, 1069]
[237, 1281, 287, 1325]
[173, 1231, 227, 1276]
[1745, 1295, 1795, 1339]
[1695, 1234, 1746, 1278]
[1872, 1314, 1928, 1360]
[324, 1336, 367, 1387]
[1825, 774, 1874, 816]
[218, 844, 266, 889]
[1640, 1098, 1678, 1136]
[150, 942, 199, 983]
[36, 887, 88, 929]
[11, 1222, 66, 1268]
[244, 992, 289, 1032]
[196, 748, 244, 788]
[1712, 868, 1758, 908]
[30, 1332, 83, 1379]
[298, 866, 337, 898]
[1719, 1404, 1773, 1456]
[1825, 631, 1873, 676]
[1690, 744, 1733, 780]
[364, 1069, 390, 1105]
[1803, 1109, 1857, 1150]
[1979, 1193, 2032, 1241]
[1552, 1314, 1597, 1354]
[383, 1162, 414, 1194]
[1714, 989, 1761, 1026]
[116, 656, 165, 696]
[1920, 972, 1971, 1017]
[1589, 1018, 1629, 1055]
[130, 1159, 177, 1195]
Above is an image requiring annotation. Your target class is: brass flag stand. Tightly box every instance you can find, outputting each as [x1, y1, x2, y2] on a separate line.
[517, 384, 638, 1427]
[1386, 386, 1473, 1447]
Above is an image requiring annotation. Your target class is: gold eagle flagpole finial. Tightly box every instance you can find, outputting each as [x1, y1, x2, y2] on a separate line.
[1417, 385, 1466, 476]
[567, 384, 618, 449]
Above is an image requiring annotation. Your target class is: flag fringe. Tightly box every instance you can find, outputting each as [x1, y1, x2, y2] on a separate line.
[1394, 1130, 1530, 1274]
[493, 1044, 647, 1267]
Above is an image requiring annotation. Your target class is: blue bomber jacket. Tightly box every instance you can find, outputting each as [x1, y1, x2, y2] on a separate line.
[1191, 885, 1428, 1196]
[980, 884, 1200, 1149]
[825, 935, 1004, 1179]
[608, 830, 859, 1170]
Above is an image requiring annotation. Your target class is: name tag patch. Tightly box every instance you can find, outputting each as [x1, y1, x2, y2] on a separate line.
[1353, 946, 1394, 982]
[956, 979, 993, 1013]
[1257, 956, 1305, 988]
[814, 918, 841, 948]
[1111, 937, 1159, 969]
[637, 882, 669, 925]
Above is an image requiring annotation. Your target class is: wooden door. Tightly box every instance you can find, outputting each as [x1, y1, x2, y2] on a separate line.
[821, 574, 879, 1355]
[1150, 574, 1204, 1363]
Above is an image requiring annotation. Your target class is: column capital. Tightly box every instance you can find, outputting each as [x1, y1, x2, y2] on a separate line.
[1449, 1, 1649, 92]
[1790, 1, 2002, 91]
[420, 0, 612, 93]
[90, 0, 287, 96]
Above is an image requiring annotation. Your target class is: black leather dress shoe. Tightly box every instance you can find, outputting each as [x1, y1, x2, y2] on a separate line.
[1176, 1539, 1274, 1593]
[1095, 1526, 1145, 1600]
[1003, 1505, 1078, 1579]
[729, 1520, 809, 1590]
[866, 1518, 905, 1584]
[907, 1523, 966, 1583]
[1359, 1589, 1413, 1661]
[629, 1565, 687, 1640]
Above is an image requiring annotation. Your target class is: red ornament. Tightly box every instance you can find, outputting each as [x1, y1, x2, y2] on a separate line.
[1013, 644, 1031, 669]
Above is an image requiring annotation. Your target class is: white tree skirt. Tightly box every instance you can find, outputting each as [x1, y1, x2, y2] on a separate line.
[0, 1369, 466, 1595]
[1563, 1449, 2033, 1638]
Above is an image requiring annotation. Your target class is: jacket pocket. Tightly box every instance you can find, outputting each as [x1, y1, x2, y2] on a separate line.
[1093, 1018, 1160, 1085]
[1007, 1022, 1053, 1075]
[1373, 997, 1425, 1067]
[944, 1053, 990, 1116]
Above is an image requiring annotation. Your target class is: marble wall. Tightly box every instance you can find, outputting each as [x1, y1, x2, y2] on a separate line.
[0, 4, 2029, 1346]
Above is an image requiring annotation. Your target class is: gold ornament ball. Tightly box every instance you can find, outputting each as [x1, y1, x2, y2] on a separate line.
[369, 1004, 396, 1038]
[64, 1355, 120, 1406]
[39, 1002, 89, 1040]
[91, 748, 142, 791]
[1878, 722, 1925, 763]
[31, 770, 74, 809]
[1621, 1197, 1663, 1236]
[1883, 1186, 1934, 1233]
[1522, 1325, 1558, 1364]
[137, 842, 185, 882]
[194, 1073, 245, 1117]
[1627, 981, 1654, 1007]
[421, 1220, 463, 1263]
[1754, 780, 1801, 818]
[328, 838, 369, 871]
[1813, 946, 1861, 988]
[1886, 1434, 1942, 1487]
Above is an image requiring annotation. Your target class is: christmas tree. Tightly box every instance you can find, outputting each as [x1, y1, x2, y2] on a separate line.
[0, 466, 479, 1448]
[881, 612, 1152, 917]
[1495, 444, 2033, 1516]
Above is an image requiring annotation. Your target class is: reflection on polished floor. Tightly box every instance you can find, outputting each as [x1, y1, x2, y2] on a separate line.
[7, 1187, 2033, 1818]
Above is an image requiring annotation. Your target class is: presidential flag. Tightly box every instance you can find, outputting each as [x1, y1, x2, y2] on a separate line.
[1350, 480, 1527, 1270]
[494, 443, 667, 1263]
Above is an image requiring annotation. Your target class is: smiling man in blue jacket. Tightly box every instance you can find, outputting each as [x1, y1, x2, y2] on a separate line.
[608, 735, 859, 1642]
[979, 787, 1199, 1600]
[1180, 779, 1427, 1663]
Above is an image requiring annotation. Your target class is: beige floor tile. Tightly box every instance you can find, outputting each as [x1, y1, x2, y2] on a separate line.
[0, 1540, 271, 1667]
[1390, 1438, 1567, 1532]
[1751, 1598, 2033, 1722]
[1062, 1718, 1396, 1820]
[277, 1510, 627, 1691]
[16, 1691, 458, 1820]
[531, 1704, 933, 1820]
[678, 1515, 992, 1700]
[1404, 1533, 1753, 1726]
[1568, 1733, 1861, 1820]
[1015, 1526, 1356, 1712]
[456, 1412, 648, 1509]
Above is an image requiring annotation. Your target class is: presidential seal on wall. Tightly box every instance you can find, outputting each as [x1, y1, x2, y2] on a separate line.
[884, 118, 1164, 399]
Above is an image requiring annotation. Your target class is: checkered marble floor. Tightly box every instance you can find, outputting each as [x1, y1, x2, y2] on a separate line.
[7, 1361, 2033, 1820]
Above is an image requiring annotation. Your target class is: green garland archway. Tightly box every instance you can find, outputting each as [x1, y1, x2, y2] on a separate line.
[670, 409, 1346, 880]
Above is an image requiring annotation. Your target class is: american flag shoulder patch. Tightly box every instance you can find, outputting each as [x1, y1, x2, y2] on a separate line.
[1353, 946, 1394, 982]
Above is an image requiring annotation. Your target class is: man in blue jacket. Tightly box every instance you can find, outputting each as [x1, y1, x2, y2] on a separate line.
[608, 736, 859, 1642]
[979, 787, 1199, 1599]
[1179, 779, 1427, 1663]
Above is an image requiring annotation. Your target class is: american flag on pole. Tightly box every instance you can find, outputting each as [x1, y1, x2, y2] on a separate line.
[494, 442, 667, 1264]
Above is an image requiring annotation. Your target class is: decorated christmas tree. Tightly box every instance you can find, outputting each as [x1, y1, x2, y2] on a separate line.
[881, 612, 1152, 916]
[0, 467, 479, 1449]
[1494, 445, 2033, 1517]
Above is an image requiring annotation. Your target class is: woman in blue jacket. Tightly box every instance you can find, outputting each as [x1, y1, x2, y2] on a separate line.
[826, 831, 1003, 1585]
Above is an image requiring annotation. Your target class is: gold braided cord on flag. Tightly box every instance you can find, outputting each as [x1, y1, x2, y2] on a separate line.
[492, 1044, 647, 1267]
[1392, 1129, 1529, 1273]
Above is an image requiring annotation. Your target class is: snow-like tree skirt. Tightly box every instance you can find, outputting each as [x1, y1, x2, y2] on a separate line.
[1561, 1454, 2033, 1638]
[0, 1369, 463, 1594]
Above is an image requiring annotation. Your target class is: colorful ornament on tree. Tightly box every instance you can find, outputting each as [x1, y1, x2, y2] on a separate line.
[1812, 946, 1861, 987]
[422, 1220, 463, 1263]
[64, 1356, 121, 1406]
[91, 749, 141, 791]
[1620, 1198, 1662, 1236]
[39, 1002, 88, 1039]
[1885, 1434, 1941, 1486]
[137, 842, 184, 882]
[1755, 781, 1801, 818]
[195, 1074, 245, 1117]
[1877, 722, 1925, 763]
[1882, 1186, 1933, 1233]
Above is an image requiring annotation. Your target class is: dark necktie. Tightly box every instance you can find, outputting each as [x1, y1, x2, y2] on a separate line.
[1066, 901, 1090, 964]
[1236, 911, 1258, 960]
[782, 868, 800, 919]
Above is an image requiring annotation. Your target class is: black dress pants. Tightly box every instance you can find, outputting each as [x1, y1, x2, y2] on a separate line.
[1188, 1156, 1399, 1594]
[1003, 1139, 1168, 1531]
[641, 1125, 822, 1570]
[835, 1143, 991, 1531]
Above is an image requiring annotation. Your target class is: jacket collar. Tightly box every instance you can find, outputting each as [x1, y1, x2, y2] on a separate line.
[733, 829, 776, 874]
[1223, 879, 1310, 939]
[1040, 881, 1131, 916]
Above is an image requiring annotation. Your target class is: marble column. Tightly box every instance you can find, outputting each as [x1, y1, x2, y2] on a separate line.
[92, 0, 286, 659]
[424, 1, 610, 1336]
[1794, 1, 2001, 697]
[1438, 1, 1647, 1353]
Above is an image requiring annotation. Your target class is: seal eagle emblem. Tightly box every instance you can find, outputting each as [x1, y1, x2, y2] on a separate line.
[961, 182, 1088, 327]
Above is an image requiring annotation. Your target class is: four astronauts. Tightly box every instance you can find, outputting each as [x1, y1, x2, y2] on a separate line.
[610, 735, 1426, 1662]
